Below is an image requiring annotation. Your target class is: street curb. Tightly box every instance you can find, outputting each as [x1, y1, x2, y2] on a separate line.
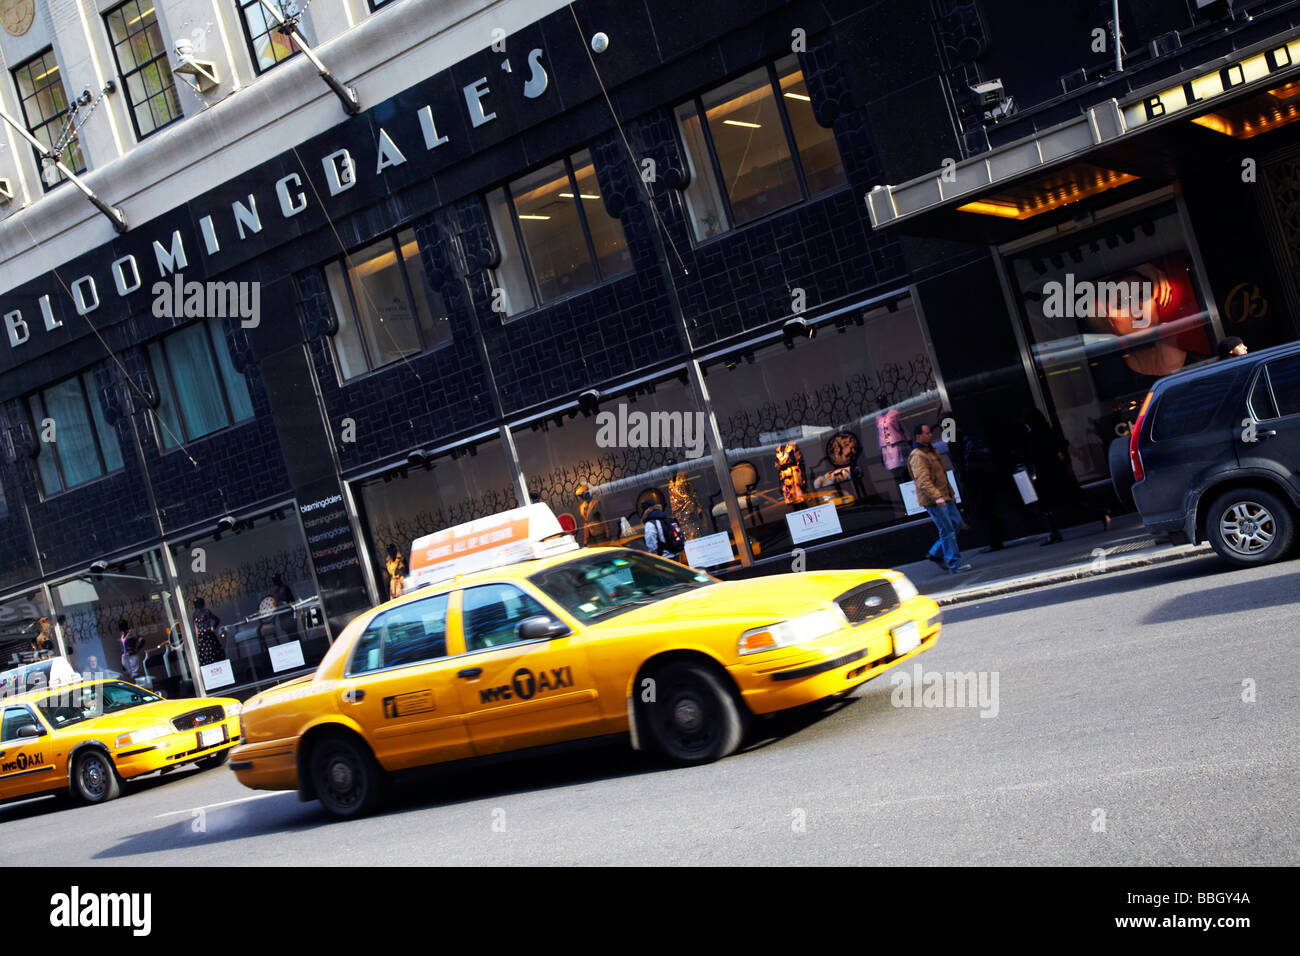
[928, 542, 1214, 606]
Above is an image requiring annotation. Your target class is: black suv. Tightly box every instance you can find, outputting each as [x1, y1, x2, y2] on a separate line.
[1112, 341, 1300, 566]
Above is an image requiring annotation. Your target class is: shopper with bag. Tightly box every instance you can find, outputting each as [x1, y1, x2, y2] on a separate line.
[908, 424, 972, 574]
[1018, 408, 1111, 545]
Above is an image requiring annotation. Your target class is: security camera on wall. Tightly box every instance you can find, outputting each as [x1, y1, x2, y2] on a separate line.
[173, 37, 220, 93]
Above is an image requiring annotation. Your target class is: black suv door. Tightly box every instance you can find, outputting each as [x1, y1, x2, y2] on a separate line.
[1241, 352, 1300, 497]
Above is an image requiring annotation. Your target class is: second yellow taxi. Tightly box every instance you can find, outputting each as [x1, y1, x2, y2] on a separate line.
[231, 505, 940, 818]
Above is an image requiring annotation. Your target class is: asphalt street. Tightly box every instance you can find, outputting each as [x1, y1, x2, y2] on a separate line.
[2, 552, 1296, 866]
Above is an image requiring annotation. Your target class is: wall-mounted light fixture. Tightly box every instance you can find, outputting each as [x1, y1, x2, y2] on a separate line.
[173, 38, 219, 93]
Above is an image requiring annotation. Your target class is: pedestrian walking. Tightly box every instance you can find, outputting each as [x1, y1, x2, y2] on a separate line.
[908, 423, 971, 574]
[641, 498, 686, 561]
[1018, 408, 1111, 545]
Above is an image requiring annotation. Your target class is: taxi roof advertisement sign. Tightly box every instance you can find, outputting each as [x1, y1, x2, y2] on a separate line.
[404, 504, 574, 592]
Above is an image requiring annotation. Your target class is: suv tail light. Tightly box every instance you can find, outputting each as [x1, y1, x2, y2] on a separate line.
[1130, 391, 1154, 481]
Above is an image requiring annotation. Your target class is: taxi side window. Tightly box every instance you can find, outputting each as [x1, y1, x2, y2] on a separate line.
[462, 584, 550, 652]
[1, 706, 37, 742]
[349, 594, 450, 676]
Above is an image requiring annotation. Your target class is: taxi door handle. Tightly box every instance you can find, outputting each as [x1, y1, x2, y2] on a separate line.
[341, 689, 365, 703]
[457, 668, 482, 679]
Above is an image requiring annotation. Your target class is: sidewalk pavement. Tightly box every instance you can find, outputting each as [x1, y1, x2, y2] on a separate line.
[899, 513, 1212, 606]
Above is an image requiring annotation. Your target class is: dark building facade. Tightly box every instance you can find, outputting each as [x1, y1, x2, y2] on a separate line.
[1, 0, 1298, 699]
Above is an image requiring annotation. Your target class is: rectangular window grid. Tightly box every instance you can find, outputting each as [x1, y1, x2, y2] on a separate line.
[11, 49, 86, 190]
[27, 372, 124, 497]
[105, 1, 184, 139]
[147, 317, 255, 450]
[238, 0, 302, 73]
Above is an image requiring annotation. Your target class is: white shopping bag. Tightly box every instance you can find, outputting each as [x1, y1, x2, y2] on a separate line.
[1013, 468, 1038, 505]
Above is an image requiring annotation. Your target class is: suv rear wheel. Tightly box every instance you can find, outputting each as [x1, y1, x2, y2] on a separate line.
[1206, 487, 1295, 566]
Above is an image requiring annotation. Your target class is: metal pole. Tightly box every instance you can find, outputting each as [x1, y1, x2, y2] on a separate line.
[1113, 0, 1123, 72]
[0, 105, 127, 232]
[257, 0, 360, 115]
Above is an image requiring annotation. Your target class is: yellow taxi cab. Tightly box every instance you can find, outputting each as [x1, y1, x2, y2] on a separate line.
[231, 504, 940, 819]
[0, 678, 241, 805]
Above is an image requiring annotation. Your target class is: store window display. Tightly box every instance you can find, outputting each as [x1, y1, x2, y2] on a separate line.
[49, 552, 193, 697]
[173, 511, 325, 695]
[1009, 201, 1215, 482]
[0, 590, 57, 673]
[704, 297, 947, 556]
[511, 377, 733, 568]
[356, 436, 518, 599]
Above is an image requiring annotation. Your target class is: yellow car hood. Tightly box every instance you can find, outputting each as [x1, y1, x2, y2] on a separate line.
[48, 697, 234, 734]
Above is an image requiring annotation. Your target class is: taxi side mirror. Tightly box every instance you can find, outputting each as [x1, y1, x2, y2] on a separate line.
[16, 724, 45, 738]
[517, 616, 571, 641]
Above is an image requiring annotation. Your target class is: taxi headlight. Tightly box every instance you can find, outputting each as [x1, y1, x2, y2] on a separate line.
[891, 573, 919, 603]
[739, 609, 843, 656]
[115, 724, 171, 749]
[224, 702, 242, 718]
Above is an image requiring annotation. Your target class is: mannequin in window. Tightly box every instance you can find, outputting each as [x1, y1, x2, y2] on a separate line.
[576, 484, 611, 547]
[192, 597, 223, 666]
[668, 470, 707, 541]
[876, 403, 910, 473]
[385, 544, 407, 599]
[775, 442, 807, 506]
[271, 572, 299, 642]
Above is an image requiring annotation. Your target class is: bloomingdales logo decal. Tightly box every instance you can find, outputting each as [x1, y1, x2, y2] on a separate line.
[1, 46, 552, 352]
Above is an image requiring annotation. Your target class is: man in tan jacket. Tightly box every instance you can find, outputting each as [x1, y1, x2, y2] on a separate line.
[908, 423, 971, 574]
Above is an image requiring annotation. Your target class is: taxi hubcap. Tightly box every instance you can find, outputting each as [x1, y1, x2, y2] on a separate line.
[1221, 502, 1275, 555]
[674, 699, 703, 732]
[82, 759, 105, 795]
[329, 759, 355, 793]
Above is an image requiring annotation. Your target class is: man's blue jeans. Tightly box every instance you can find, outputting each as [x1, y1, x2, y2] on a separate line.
[924, 500, 963, 570]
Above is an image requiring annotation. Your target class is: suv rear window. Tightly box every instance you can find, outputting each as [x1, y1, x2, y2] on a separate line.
[1265, 354, 1300, 416]
[1151, 379, 1228, 441]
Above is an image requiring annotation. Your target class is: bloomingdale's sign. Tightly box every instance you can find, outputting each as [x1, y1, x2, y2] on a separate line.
[0, 47, 553, 353]
[1123, 31, 1300, 128]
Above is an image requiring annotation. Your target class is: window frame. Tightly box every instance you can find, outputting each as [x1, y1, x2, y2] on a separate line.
[10, 48, 86, 191]
[346, 592, 451, 677]
[27, 371, 125, 498]
[324, 229, 451, 383]
[1260, 355, 1300, 420]
[487, 151, 632, 319]
[236, 0, 303, 75]
[147, 317, 255, 452]
[458, 583, 554, 654]
[675, 58, 845, 241]
[103, 0, 184, 141]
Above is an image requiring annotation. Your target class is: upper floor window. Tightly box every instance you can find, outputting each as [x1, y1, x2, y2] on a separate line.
[147, 317, 255, 450]
[324, 228, 450, 381]
[105, 1, 184, 139]
[368, 0, 398, 9]
[11, 50, 86, 191]
[674, 55, 846, 241]
[238, 0, 302, 73]
[27, 372, 124, 496]
[485, 149, 632, 316]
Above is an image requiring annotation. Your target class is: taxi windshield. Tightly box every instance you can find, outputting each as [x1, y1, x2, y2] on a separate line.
[531, 552, 713, 622]
[35, 681, 162, 729]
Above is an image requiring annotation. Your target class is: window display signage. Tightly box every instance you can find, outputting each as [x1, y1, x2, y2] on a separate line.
[683, 531, 734, 569]
[786, 501, 843, 545]
[201, 659, 235, 690]
[269, 641, 305, 673]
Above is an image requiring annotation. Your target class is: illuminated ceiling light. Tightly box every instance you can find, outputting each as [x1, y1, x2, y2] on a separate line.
[723, 120, 762, 128]
[957, 199, 1023, 218]
[558, 192, 600, 200]
[126, 6, 156, 29]
[784, 92, 811, 102]
[517, 214, 551, 220]
[1269, 80, 1300, 101]
[957, 165, 1138, 220]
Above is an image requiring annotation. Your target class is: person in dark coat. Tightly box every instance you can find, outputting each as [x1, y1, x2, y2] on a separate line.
[944, 412, 1007, 552]
[1018, 408, 1110, 544]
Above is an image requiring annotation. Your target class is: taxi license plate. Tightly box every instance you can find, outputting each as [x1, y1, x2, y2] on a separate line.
[892, 621, 921, 655]
[198, 727, 225, 749]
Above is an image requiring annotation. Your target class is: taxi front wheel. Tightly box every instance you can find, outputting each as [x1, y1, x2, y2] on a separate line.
[644, 662, 748, 765]
[311, 733, 385, 820]
[72, 750, 122, 804]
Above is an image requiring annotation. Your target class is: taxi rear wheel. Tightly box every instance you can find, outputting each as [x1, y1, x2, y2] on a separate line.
[311, 733, 384, 820]
[72, 750, 122, 804]
[645, 662, 747, 765]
